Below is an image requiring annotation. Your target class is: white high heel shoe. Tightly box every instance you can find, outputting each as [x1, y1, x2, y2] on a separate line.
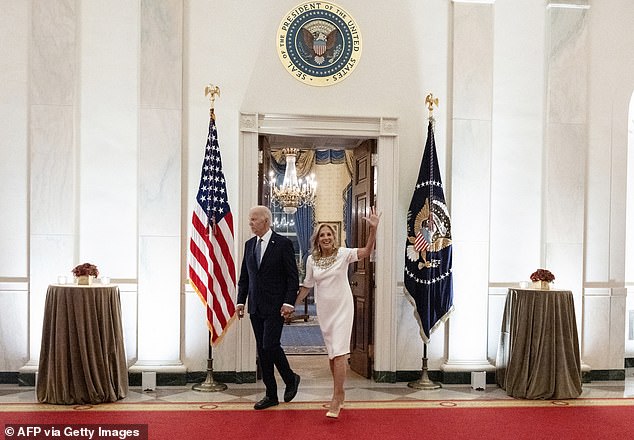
[326, 400, 344, 418]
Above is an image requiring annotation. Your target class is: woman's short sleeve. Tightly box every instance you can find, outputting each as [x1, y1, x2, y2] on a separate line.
[302, 256, 315, 288]
[343, 247, 360, 264]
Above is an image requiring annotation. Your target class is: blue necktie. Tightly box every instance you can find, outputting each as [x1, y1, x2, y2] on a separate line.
[255, 238, 263, 268]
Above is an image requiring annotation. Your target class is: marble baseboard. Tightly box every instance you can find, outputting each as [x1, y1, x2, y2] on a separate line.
[186, 371, 256, 385]
[583, 369, 625, 382]
[13, 371, 258, 387]
[11, 369, 626, 386]
[386, 370, 496, 385]
[373, 370, 397, 383]
[129, 371, 257, 387]
[379, 369, 626, 385]
[128, 372, 186, 387]
[0, 372, 19, 385]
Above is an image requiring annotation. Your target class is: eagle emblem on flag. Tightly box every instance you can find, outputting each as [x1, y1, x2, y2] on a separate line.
[406, 198, 452, 269]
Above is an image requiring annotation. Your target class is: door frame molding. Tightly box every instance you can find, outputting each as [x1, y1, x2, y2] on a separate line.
[238, 112, 399, 377]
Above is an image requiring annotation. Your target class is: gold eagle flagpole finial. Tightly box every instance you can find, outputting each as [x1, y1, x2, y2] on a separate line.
[205, 84, 220, 116]
[425, 93, 438, 120]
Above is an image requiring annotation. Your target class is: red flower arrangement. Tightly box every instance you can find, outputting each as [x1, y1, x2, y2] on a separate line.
[72, 263, 99, 278]
[530, 268, 555, 283]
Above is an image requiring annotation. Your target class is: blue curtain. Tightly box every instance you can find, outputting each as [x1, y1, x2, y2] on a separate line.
[295, 204, 314, 280]
[269, 157, 286, 176]
[315, 149, 346, 164]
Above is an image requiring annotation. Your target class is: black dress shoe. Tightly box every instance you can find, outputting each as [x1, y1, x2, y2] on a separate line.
[284, 373, 301, 402]
[254, 396, 279, 410]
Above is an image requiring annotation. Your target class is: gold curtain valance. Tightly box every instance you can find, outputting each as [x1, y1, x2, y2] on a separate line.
[270, 149, 315, 178]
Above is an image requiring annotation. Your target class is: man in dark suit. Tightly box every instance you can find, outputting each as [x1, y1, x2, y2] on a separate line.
[237, 205, 301, 410]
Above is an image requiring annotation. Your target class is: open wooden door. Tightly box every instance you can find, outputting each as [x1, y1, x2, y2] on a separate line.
[349, 139, 376, 378]
[258, 136, 271, 206]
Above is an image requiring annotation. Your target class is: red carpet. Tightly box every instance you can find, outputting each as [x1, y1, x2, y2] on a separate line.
[3, 400, 634, 440]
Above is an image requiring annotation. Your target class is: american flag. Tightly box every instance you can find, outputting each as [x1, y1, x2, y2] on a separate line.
[188, 109, 236, 346]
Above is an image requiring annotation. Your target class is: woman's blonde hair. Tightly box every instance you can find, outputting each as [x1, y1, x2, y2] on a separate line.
[310, 223, 339, 258]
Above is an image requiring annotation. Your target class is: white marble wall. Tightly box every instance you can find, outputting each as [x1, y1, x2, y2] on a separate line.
[27, 0, 78, 367]
[443, 1, 494, 372]
[584, 0, 634, 367]
[486, 0, 546, 361]
[135, 0, 184, 372]
[392, 0, 451, 370]
[489, 0, 544, 282]
[0, 285, 28, 371]
[0, 0, 28, 279]
[0, 0, 29, 370]
[2, 0, 634, 378]
[76, 0, 140, 368]
[79, 0, 139, 278]
[544, 3, 588, 333]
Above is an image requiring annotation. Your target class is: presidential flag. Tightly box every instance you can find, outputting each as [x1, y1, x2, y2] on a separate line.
[404, 119, 454, 343]
[188, 109, 236, 346]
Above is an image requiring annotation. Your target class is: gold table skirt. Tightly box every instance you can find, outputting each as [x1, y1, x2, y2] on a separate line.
[496, 288, 582, 399]
[37, 284, 128, 404]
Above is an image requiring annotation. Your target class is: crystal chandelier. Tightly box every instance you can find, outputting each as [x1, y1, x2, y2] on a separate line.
[269, 148, 317, 214]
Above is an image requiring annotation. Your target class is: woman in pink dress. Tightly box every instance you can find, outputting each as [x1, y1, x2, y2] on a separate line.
[296, 207, 380, 418]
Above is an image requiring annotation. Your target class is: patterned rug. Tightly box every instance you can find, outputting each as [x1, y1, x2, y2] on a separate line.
[281, 320, 326, 355]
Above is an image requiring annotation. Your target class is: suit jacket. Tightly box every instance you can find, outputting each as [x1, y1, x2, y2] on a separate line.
[237, 231, 299, 316]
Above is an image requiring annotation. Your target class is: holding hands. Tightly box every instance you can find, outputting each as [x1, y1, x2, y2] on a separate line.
[237, 302, 294, 319]
[280, 304, 294, 319]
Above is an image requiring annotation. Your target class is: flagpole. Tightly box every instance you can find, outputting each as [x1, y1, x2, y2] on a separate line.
[193, 332, 228, 392]
[408, 94, 441, 391]
[408, 342, 441, 390]
[193, 84, 228, 393]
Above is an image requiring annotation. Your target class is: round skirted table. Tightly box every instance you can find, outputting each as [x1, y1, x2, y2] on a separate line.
[37, 284, 128, 404]
[495, 287, 582, 399]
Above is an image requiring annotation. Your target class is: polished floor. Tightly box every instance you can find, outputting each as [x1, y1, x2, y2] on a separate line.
[1, 356, 633, 408]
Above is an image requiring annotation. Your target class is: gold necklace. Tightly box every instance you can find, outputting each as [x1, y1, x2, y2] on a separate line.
[315, 249, 338, 269]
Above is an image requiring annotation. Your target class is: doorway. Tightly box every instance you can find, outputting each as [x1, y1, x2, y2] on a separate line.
[238, 112, 399, 379]
[259, 136, 375, 371]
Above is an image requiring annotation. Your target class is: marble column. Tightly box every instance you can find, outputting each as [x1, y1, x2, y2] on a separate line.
[584, 0, 633, 371]
[24, 0, 78, 376]
[1, 0, 32, 374]
[133, 0, 185, 375]
[443, 1, 494, 373]
[544, 1, 588, 332]
[548, 1, 625, 373]
[76, 0, 141, 370]
[486, 0, 547, 360]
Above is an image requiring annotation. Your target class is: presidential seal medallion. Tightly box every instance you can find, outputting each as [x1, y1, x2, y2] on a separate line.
[277, 2, 362, 86]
